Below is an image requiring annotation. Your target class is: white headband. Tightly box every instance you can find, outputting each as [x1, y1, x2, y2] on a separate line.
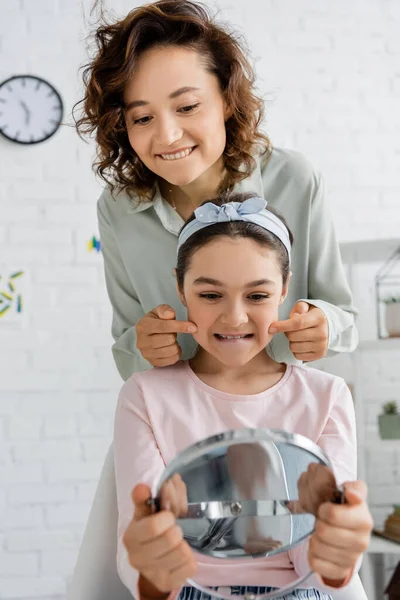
[177, 196, 291, 262]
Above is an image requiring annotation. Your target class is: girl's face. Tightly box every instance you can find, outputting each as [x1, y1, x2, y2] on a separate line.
[178, 237, 289, 368]
[123, 45, 230, 187]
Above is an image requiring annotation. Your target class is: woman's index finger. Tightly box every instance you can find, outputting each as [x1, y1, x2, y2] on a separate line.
[150, 319, 197, 335]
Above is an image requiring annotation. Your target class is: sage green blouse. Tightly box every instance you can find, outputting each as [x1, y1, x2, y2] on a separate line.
[98, 147, 358, 381]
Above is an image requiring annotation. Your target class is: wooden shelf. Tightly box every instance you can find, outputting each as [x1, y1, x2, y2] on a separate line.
[340, 238, 399, 264]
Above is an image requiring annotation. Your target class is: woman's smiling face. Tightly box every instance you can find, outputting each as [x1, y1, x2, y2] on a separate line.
[178, 236, 289, 368]
[123, 45, 230, 187]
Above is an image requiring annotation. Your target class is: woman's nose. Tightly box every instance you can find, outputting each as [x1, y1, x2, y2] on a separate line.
[154, 115, 183, 148]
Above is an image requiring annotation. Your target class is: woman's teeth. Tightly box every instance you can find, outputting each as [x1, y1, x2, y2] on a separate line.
[160, 147, 194, 161]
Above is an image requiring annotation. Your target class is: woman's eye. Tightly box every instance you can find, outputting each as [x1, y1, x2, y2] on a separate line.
[133, 115, 152, 126]
[249, 294, 269, 301]
[199, 293, 221, 300]
[178, 103, 200, 114]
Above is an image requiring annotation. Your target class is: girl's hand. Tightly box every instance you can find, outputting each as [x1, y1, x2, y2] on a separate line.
[136, 305, 197, 367]
[308, 481, 373, 588]
[269, 301, 328, 361]
[123, 483, 197, 598]
[159, 473, 189, 519]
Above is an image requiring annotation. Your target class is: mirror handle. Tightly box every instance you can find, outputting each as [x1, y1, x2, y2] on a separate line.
[331, 485, 346, 504]
[146, 496, 162, 513]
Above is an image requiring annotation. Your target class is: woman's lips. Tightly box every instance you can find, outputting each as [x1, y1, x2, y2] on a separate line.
[157, 146, 196, 161]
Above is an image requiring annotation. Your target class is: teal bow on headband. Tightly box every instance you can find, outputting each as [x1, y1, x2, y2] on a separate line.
[177, 196, 291, 262]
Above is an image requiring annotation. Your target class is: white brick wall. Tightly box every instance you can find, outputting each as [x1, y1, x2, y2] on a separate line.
[0, 1, 399, 598]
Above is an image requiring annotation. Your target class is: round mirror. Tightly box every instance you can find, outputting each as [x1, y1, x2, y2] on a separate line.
[151, 428, 344, 600]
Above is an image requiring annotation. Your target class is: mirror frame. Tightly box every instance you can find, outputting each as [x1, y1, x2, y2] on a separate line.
[154, 428, 335, 600]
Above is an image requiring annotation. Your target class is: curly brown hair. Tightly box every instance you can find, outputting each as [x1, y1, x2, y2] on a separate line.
[74, 0, 270, 201]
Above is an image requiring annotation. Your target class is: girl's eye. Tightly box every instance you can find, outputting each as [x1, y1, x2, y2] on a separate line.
[178, 103, 200, 114]
[199, 293, 221, 300]
[249, 294, 270, 301]
[133, 115, 152, 126]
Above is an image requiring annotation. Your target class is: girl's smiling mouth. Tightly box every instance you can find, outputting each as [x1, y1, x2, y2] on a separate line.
[214, 333, 254, 341]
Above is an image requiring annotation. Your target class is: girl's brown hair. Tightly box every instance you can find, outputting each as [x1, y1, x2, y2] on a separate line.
[74, 0, 270, 201]
[176, 192, 293, 289]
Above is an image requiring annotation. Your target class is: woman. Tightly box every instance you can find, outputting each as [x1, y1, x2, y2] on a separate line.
[69, 2, 360, 599]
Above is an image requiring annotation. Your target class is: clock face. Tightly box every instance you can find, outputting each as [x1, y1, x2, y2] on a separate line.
[0, 75, 63, 145]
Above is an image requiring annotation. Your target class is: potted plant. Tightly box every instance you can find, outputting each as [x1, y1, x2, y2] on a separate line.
[384, 504, 400, 540]
[378, 401, 400, 439]
[384, 296, 400, 337]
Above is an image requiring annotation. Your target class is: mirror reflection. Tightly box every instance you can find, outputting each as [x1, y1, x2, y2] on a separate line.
[153, 430, 342, 560]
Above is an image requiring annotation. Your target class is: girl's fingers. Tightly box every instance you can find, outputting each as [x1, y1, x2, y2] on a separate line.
[176, 475, 188, 517]
[140, 524, 184, 562]
[311, 532, 365, 565]
[160, 474, 188, 519]
[168, 553, 198, 588]
[344, 480, 368, 504]
[143, 550, 197, 594]
[309, 555, 352, 582]
[318, 501, 373, 533]
[155, 540, 194, 571]
[127, 511, 175, 545]
[161, 477, 179, 516]
[128, 525, 187, 571]
[142, 540, 194, 578]
[313, 519, 370, 553]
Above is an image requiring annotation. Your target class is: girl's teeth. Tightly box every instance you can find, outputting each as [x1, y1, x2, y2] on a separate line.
[160, 147, 193, 160]
[218, 335, 248, 339]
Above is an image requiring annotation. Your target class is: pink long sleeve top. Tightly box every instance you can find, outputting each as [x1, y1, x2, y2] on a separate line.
[114, 362, 357, 599]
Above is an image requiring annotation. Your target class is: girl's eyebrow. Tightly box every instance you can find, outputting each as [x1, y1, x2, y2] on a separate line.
[125, 86, 201, 111]
[193, 277, 276, 287]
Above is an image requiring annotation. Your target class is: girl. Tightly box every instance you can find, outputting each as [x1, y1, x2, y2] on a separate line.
[70, 2, 359, 598]
[115, 193, 372, 600]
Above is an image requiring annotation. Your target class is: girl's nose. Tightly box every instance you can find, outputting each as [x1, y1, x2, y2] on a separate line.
[220, 302, 249, 327]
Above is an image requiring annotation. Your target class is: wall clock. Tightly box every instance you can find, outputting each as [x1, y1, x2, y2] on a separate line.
[0, 75, 63, 145]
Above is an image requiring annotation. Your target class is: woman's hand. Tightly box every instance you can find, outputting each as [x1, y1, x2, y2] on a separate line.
[269, 301, 328, 361]
[123, 482, 197, 598]
[136, 305, 197, 367]
[308, 480, 373, 588]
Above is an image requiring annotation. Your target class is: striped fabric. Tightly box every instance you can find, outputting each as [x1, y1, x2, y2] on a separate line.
[178, 587, 333, 600]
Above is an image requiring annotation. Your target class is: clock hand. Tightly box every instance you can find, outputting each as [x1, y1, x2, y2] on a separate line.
[19, 100, 31, 125]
